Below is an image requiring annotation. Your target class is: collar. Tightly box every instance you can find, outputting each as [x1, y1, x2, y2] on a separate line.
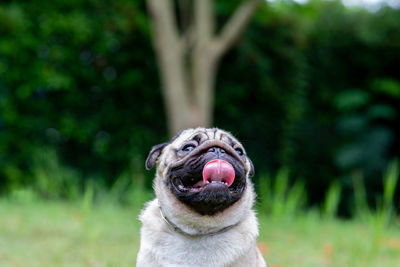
[158, 205, 237, 237]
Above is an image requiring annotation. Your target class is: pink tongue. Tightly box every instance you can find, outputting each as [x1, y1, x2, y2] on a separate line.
[202, 159, 235, 187]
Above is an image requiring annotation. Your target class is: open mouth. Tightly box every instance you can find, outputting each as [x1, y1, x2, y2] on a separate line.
[172, 159, 243, 195]
[168, 146, 248, 215]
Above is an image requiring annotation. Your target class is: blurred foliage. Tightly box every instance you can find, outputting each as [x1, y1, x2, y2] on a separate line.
[0, 0, 165, 192]
[215, 0, 400, 214]
[0, 0, 399, 214]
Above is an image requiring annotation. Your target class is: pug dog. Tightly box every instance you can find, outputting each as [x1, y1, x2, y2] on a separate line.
[137, 127, 266, 267]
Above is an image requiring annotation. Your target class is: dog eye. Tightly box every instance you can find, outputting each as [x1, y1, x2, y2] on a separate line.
[235, 148, 244, 156]
[182, 144, 195, 152]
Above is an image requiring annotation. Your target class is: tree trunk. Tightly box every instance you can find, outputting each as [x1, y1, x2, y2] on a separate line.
[146, 0, 262, 136]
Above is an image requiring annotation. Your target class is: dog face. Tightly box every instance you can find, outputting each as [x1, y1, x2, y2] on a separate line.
[146, 128, 254, 216]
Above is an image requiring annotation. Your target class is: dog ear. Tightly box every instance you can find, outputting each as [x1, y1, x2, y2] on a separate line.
[145, 143, 168, 170]
[247, 157, 255, 177]
[145, 131, 185, 170]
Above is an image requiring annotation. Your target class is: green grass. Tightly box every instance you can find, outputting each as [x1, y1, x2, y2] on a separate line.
[1, 199, 400, 267]
[259, 213, 400, 267]
[0, 160, 398, 266]
[0, 199, 141, 267]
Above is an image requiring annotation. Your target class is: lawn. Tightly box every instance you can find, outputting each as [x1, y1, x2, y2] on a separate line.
[0, 198, 400, 267]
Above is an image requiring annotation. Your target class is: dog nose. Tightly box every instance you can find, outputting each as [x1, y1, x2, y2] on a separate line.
[207, 147, 226, 155]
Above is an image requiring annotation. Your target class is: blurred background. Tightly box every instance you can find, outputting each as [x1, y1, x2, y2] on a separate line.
[1, 0, 400, 265]
[1, 0, 399, 215]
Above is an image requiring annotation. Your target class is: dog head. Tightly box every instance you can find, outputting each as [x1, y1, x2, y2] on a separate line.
[146, 127, 254, 211]
[146, 128, 255, 235]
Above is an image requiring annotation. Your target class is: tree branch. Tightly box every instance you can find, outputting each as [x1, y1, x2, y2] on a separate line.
[146, 0, 181, 50]
[194, 0, 214, 43]
[146, 0, 192, 135]
[213, 0, 262, 59]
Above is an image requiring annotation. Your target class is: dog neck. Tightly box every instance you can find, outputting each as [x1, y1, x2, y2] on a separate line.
[158, 205, 237, 237]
